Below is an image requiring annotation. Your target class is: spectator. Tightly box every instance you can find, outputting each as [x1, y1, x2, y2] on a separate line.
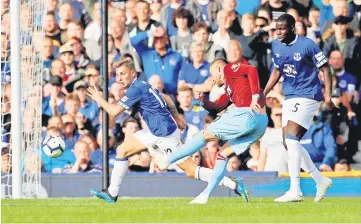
[192, 22, 225, 62]
[49, 59, 66, 82]
[185, 0, 222, 26]
[125, 0, 138, 25]
[63, 141, 102, 173]
[1, 143, 10, 175]
[65, 37, 90, 69]
[67, 20, 101, 62]
[108, 35, 121, 63]
[177, 107, 199, 143]
[148, 75, 165, 92]
[43, 37, 54, 71]
[84, 64, 101, 90]
[308, 7, 322, 45]
[58, 3, 74, 43]
[44, 12, 62, 47]
[321, 88, 350, 161]
[128, 0, 161, 45]
[1, 33, 10, 84]
[178, 42, 210, 89]
[41, 127, 76, 173]
[131, 26, 183, 95]
[201, 140, 219, 169]
[329, 50, 357, 99]
[150, 0, 163, 22]
[301, 118, 337, 171]
[350, 0, 361, 36]
[321, 0, 350, 38]
[84, 2, 102, 42]
[287, 8, 301, 22]
[235, 14, 257, 61]
[260, 0, 289, 21]
[289, 0, 313, 18]
[177, 86, 208, 130]
[47, 116, 64, 130]
[109, 20, 142, 72]
[221, 0, 242, 35]
[191, 151, 202, 166]
[121, 118, 140, 142]
[74, 81, 99, 127]
[258, 105, 288, 173]
[63, 0, 91, 27]
[227, 155, 241, 171]
[42, 76, 65, 117]
[159, 0, 185, 36]
[90, 129, 116, 168]
[170, 7, 194, 57]
[323, 16, 357, 59]
[79, 134, 98, 152]
[295, 20, 317, 42]
[247, 141, 260, 171]
[128, 151, 152, 172]
[334, 158, 352, 171]
[211, 10, 232, 52]
[59, 45, 77, 82]
[61, 114, 81, 150]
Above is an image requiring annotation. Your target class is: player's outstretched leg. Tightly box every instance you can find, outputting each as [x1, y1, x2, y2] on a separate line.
[233, 177, 250, 203]
[155, 131, 210, 170]
[91, 135, 146, 203]
[300, 147, 332, 202]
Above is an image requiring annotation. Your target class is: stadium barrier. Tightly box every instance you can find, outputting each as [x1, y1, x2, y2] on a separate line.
[2, 171, 360, 198]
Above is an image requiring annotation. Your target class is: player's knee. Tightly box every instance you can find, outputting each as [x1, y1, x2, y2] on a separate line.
[203, 130, 218, 142]
[185, 169, 195, 178]
[116, 144, 130, 158]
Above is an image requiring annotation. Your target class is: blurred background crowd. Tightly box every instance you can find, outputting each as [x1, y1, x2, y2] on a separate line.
[1, 0, 361, 175]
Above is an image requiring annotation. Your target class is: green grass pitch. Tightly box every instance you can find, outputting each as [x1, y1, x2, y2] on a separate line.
[2, 197, 361, 223]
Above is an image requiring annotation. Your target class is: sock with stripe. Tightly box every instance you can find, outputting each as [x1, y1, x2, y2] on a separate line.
[195, 166, 236, 190]
[201, 153, 229, 197]
[108, 157, 128, 197]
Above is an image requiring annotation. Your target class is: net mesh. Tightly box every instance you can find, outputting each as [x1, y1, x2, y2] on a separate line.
[1, 0, 45, 198]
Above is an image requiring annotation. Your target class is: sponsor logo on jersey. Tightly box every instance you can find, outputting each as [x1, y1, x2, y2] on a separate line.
[315, 51, 328, 68]
[231, 63, 240, 72]
[283, 64, 297, 77]
[293, 52, 301, 61]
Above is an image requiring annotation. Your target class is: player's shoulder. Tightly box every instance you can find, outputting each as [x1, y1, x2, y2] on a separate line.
[129, 79, 148, 92]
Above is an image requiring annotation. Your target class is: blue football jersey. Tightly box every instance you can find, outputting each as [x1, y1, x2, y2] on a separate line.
[272, 35, 328, 101]
[117, 79, 177, 137]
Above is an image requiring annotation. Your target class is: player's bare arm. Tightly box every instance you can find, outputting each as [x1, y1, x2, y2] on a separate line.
[161, 93, 185, 129]
[87, 85, 125, 117]
[263, 67, 282, 97]
[319, 64, 335, 110]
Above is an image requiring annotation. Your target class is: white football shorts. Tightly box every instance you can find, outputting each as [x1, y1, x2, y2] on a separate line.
[133, 128, 188, 164]
[282, 97, 321, 130]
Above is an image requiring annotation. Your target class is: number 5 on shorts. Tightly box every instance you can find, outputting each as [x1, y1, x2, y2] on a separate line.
[292, 103, 300, 112]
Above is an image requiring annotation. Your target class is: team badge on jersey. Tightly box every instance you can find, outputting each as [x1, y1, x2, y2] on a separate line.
[293, 52, 301, 61]
[169, 58, 176, 66]
[231, 63, 240, 72]
[200, 69, 208, 77]
[275, 53, 280, 58]
[121, 96, 128, 102]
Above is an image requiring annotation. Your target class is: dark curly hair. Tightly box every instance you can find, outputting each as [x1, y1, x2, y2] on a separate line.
[171, 7, 194, 29]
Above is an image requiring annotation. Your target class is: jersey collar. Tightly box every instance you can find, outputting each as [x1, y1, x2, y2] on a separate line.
[283, 34, 298, 46]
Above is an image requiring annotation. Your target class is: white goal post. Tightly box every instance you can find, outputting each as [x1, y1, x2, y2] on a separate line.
[1, 0, 45, 198]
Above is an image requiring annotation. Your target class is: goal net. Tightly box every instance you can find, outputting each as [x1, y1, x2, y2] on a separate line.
[1, 0, 45, 198]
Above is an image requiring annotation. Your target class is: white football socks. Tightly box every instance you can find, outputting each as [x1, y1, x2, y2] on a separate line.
[195, 166, 236, 190]
[285, 138, 302, 195]
[108, 158, 129, 197]
[301, 147, 324, 185]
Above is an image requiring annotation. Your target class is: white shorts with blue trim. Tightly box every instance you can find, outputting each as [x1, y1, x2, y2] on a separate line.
[207, 107, 268, 155]
[133, 129, 188, 164]
[282, 97, 321, 130]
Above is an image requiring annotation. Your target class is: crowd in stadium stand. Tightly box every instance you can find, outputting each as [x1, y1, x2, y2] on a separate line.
[1, 0, 361, 174]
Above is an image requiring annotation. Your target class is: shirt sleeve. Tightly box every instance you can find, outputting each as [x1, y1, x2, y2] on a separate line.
[248, 65, 261, 96]
[117, 86, 141, 110]
[271, 42, 280, 69]
[308, 40, 328, 68]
